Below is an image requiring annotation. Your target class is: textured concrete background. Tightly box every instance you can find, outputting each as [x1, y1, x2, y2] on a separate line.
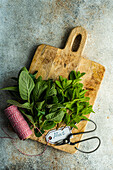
[0, 0, 113, 169]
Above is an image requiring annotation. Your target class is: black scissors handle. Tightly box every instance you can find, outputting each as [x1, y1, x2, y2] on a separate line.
[74, 136, 101, 153]
[69, 119, 97, 141]
[67, 119, 101, 153]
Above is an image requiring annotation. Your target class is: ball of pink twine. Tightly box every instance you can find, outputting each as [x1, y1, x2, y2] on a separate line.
[4, 105, 32, 140]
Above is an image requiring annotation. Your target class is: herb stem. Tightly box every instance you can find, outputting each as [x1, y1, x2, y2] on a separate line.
[40, 120, 46, 129]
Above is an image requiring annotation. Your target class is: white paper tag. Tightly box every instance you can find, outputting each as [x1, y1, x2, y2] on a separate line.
[46, 126, 72, 144]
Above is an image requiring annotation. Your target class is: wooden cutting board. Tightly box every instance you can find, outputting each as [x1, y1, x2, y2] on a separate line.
[29, 26, 105, 154]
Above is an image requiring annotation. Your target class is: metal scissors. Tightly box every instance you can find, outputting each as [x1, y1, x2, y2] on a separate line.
[46, 119, 101, 153]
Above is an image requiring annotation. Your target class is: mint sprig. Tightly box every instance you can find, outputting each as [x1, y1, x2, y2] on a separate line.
[1, 67, 94, 136]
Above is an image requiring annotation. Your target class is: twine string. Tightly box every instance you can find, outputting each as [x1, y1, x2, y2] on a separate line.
[0, 105, 50, 156]
[0, 127, 49, 156]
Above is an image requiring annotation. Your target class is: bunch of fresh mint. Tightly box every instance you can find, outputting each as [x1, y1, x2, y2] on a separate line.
[1, 67, 94, 137]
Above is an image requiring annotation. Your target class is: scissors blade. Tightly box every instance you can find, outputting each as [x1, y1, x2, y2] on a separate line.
[54, 139, 65, 145]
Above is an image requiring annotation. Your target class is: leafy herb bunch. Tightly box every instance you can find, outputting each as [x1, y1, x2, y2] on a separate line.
[1, 67, 94, 137]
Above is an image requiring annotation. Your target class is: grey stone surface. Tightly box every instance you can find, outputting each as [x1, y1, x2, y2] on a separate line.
[0, 0, 113, 169]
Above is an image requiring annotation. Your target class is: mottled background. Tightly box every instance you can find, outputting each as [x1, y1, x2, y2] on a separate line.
[0, 0, 113, 169]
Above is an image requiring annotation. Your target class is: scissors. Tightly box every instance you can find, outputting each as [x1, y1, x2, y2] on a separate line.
[46, 119, 101, 153]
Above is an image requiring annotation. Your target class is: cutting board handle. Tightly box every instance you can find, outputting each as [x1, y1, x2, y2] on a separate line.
[64, 26, 87, 56]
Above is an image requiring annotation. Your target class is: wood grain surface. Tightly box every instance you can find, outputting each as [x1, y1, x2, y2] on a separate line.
[29, 26, 105, 154]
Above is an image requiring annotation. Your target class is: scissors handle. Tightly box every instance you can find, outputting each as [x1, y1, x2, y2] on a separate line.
[74, 136, 101, 153]
[69, 119, 97, 138]
[69, 119, 101, 153]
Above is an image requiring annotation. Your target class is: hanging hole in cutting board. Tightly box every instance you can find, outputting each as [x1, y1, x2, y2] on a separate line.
[72, 34, 82, 52]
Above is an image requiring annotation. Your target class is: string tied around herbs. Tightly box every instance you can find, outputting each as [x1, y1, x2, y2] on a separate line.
[0, 105, 49, 156]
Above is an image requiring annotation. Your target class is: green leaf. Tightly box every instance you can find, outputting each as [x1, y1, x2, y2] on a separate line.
[80, 116, 90, 121]
[36, 110, 45, 117]
[33, 80, 48, 102]
[78, 72, 86, 78]
[72, 115, 81, 123]
[7, 100, 31, 109]
[59, 76, 63, 82]
[62, 79, 66, 88]
[72, 97, 89, 103]
[19, 71, 35, 101]
[64, 88, 73, 100]
[24, 114, 35, 125]
[72, 79, 82, 84]
[46, 110, 65, 123]
[72, 88, 76, 100]
[38, 115, 43, 124]
[57, 87, 64, 103]
[69, 71, 76, 80]
[1, 69, 94, 138]
[36, 76, 42, 82]
[29, 71, 38, 81]
[46, 104, 54, 108]
[64, 80, 72, 90]
[47, 95, 58, 105]
[64, 102, 72, 109]
[48, 83, 57, 96]
[30, 101, 34, 108]
[55, 80, 62, 89]
[79, 90, 88, 96]
[69, 71, 85, 80]
[50, 103, 65, 112]
[77, 102, 80, 115]
[64, 112, 70, 124]
[35, 101, 45, 110]
[34, 128, 45, 137]
[18, 67, 29, 78]
[42, 121, 56, 130]
[19, 108, 35, 125]
[81, 105, 94, 115]
[29, 73, 36, 81]
[69, 122, 78, 129]
[63, 79, 72, 89]
[20, 67, 29, 73]
[0, 86, 18, 91]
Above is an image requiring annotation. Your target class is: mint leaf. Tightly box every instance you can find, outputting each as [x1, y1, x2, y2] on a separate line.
[57, 87, 64, 103]
[33, 80, 48, 102]
[72, 115, 81, 123]
[19, 71, 35, 101]
[79, 90, 88, 96]
[42, 121, 56, 130]
[35, 101, 45, 110]
[36, 110, 45, 117]
[7, 100, 31, 109]
[19, 108, 35, 125]
[36, 76, 42, 82]
[34, 128, 45, 137]
[47, 95, 58, 104]
[69, 122, 78, 129]
[48, 83, 57, 96]
[80, 116, 90, 121]
[55, 80, 62, 89]
[46, 110, 65, 123]
[69, 71, 85, 80]
[0, 86, 18, 91]
[69, 71, 76, 80]
[64, 112, 70, 124]
[20, 67, 29, 73]
[2, 68, 94, 136]
[59, 76, 63, 82]
[50, 103, 65, 112]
